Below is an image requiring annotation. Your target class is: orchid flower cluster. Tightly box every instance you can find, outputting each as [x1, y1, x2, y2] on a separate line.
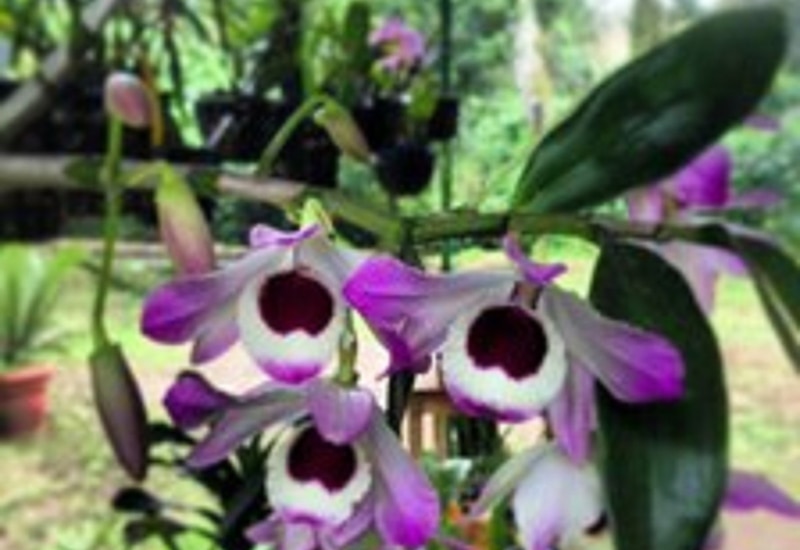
[95, 8, 800, 549]
[140, 217, 685, 549]
[137, 136, 800, 549]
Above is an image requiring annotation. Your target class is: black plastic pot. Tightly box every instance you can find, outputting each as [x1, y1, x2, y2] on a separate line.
[353, 97, 406, 151]
[375, 141, 436, 196]
[0, 77, 166, 157]
[195, 94, 340, 187]
[427, 96, 460, 141]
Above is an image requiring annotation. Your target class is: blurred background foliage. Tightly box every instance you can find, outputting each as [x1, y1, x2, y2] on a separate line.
[0, 0, 798, 248]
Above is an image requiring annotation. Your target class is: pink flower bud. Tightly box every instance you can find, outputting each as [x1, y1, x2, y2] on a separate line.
[104, 72, 152, 128]
[156, 169, 216, 275]
[314, 103, 373, 164]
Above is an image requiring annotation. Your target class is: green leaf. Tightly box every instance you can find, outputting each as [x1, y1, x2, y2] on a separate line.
[727, 234, 800, 372]
[513, 7, 786, 213]
[591, 243, 728, 550]
[0, 245, 82, 368]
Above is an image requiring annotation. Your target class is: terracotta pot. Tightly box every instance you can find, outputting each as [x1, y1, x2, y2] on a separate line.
[0, 365, 53, 438]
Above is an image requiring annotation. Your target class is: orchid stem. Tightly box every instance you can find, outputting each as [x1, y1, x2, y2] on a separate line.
[255, 94, 329, 177]
[91, 116, 124, 349]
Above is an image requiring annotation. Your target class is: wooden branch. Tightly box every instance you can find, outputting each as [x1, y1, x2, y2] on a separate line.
[0, 154, 209, 192]
[0, 0, 123, 146]
[0, 153, 404, 247]
[0, 155, 726, 252]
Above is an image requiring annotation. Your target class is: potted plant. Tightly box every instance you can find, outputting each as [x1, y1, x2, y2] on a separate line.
[0, 245, 81, 438]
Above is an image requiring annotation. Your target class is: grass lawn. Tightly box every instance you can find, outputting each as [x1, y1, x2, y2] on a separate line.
[0, 241, 798, 549]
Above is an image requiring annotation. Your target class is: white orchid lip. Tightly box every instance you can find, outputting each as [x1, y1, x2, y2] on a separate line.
[268, 424, 371, 527]
[258, 269, 335, 336]
[442, 303, 567, 421]
[238, 267, 345, 383]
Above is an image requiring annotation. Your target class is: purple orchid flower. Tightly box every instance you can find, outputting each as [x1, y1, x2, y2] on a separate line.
[141, 224, 366, 384]
[164, 373, 440, 549]
[344, 235, 684, 463]
[370, 16, 426, 72]
[471, 443, 605, 550]
[627, 145, 781, 313]
[472, 443, 800, 550]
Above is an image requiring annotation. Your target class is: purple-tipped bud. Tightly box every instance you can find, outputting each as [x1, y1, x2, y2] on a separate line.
[104, 72, 152, 128]
[90, 343, 149, 481]
[314, 103, 373, 164]
[156, 169, 215, 276]
[164, 371, 233, 430]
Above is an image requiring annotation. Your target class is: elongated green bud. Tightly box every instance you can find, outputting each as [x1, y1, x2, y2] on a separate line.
[314, 102, 372, 164]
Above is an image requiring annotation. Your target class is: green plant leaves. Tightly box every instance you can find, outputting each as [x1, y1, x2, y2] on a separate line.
[591, 242, 728, 550]
[722, 232, 800, 372]
[513, 7, 787, 213]
[0, 245, 83, 368]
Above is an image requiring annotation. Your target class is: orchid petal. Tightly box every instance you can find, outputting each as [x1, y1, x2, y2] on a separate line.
[163, 371, 233, 430]
[725, 470, 800, 517]
[726, 188, 783, 210]
[190, 303, 239, 363]
[503, 234, 567, 287]
[325, 491, 376, 548]
[365, 409, 440, 547]
[660, 242, 746, 314]
[344, 256, 514, 372]
[187, 388, 305, 468]
[547, 359, 596, 464]
[280, 522, 317, 550]
[141, 247, 288, 357]
[246, 516, 280, 544]
[307, 380, 375, 444]
[671, 146, 731, 209]
[541, 287, 684, 403]
[512, 445, 603, 550]
[296, 231, 369, 286]
[249, 224, 320, 249]
[471, 446, 545, 516]
[627, 185, 666, 223]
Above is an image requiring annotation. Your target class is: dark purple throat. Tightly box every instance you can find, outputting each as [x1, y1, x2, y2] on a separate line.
[259, 270, 334, 335]
[287, 426, 357, 491]
[467, 305, 548, 380]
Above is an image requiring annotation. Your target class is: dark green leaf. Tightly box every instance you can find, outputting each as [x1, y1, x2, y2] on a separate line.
[732, 235, 800, 327]
[591, 243, 727, 550]
[727, 234, 800, 372]
[513, 7, 786, 213]
[666, 223, 800, 371]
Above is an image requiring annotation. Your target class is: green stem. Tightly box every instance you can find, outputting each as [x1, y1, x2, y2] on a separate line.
[91, 117, 124, 349]
[255, 94, 328, 177]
